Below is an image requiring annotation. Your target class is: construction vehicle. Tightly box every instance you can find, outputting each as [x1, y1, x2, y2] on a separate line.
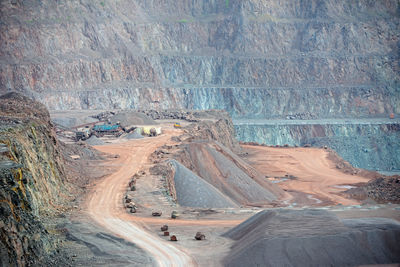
[174, 122, 182, 128]
[390, 113, 395, 119]
[142, 126, 162, 136]
[75, 127, 91, 141]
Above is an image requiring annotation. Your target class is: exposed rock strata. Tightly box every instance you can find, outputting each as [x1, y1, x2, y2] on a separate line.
[0, 93, 71, 266]
[0, 0, 398, 119]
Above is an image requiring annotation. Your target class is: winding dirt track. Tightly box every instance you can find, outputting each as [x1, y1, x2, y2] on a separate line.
[85, 132, 196, 267]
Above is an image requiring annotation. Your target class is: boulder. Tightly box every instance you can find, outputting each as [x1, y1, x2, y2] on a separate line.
[126, 202, 136, 209]
[170, 235, 177, 241]
[195, 232, 205, 240]
[152, 211, 162, 216]
[161, 225, 168, 231]
[171, 211, 179, 219]
[164, 232, 169, 236]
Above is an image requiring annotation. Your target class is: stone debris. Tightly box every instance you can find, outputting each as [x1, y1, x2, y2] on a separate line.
[125, 202, 136, 209]
[171, 211, 179, 219]
[85, 136, 105, 146]
[195, 232, 205, 240]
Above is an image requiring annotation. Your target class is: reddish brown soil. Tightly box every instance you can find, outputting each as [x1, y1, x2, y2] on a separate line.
[242, 145, 372, 206]
[83, 125, 247, 266]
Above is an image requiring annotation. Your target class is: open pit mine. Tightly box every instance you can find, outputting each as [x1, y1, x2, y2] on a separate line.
[1, 1, 400, 266]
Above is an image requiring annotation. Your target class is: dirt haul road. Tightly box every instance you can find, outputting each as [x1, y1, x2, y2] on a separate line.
[85, 130, 196, 267]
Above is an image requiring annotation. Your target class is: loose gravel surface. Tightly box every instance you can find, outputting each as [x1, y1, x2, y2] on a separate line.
[169, 159, 238, 208]
[223, 209, 400, 267]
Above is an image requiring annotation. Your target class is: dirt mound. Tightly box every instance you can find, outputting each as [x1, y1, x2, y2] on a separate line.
[110, 111, 157, 128]
[223, 209, 400, 267]
[168, 160, 238, 208]
[175, 142, 285, 206]
[346, 176, 400, 203]
[125, 131, 144, 140]
[85, 136, 105, 146]
[182, 119, 241, 152]
[61, 142, 112, 187]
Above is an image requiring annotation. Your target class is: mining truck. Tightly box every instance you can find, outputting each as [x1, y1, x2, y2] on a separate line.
[75, 127, 91, 141]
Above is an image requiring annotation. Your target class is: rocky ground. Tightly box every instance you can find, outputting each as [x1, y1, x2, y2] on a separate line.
[1, 96, 399, 266]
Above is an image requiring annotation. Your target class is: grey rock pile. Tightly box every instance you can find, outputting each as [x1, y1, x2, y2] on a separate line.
[85, 136, 105, 146]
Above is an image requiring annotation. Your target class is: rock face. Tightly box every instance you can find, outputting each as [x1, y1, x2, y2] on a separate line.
[223, 209, 400, 267]
[0, 93, 70, 266]
[0, 0, 398, 119]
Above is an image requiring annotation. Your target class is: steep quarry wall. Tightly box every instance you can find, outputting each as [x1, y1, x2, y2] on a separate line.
[0, 0, 399, 119]
[0, 93, 70, 266]
[235, 119, 400, 172]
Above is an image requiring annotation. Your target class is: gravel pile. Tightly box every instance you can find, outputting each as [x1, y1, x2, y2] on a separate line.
[223, 209, 400, 266]
[125, 131, 144, 140]
[85, 136, 105, 146]
[180, 142, 283, 205]
[346, 176, 400, 203]
[110, 112, 157, 128]
[168, 159, 238, 208]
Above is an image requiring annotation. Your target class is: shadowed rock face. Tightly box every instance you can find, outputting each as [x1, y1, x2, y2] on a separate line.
[223, 209, 400, 267]
[0, 93, 71, 266]
[0, 0, 398, 118]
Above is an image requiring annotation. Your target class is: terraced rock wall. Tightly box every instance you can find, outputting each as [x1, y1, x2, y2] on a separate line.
[0, 0, 399, 119]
